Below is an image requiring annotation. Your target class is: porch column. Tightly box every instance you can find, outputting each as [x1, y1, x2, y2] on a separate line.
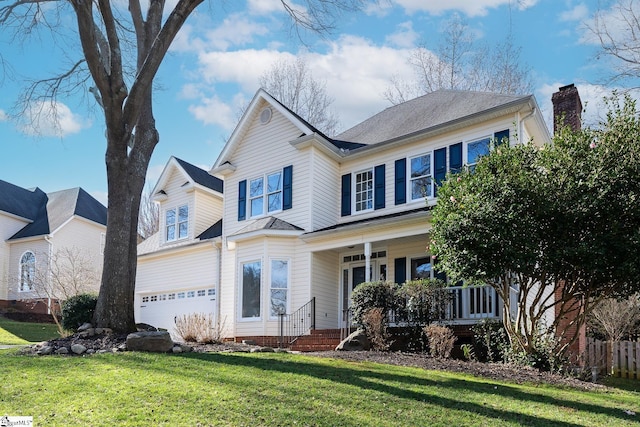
[364, 242, 372, 282]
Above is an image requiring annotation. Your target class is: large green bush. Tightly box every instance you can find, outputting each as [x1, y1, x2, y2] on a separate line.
[471, 318, 509, 362]
[61, 294, 98, 331]
[351, 281, 399, 325]
[397, 279, 451, 326]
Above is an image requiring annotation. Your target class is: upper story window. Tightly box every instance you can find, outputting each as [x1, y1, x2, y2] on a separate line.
[250, 171, 283, 218]
[354, 169, 373, 212]
[467, 136, 491, 170]
[410, 153, 432, 200]
[19, 251, 35, 292]
[166, 204, 188, 241]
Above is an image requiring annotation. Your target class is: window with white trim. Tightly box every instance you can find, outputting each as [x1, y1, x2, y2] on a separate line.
[241, 261, 261, 319]
[19, 251, 35, 292]
[166, 205, 189, 241]
[467, 137, 491, 170]
[250, 171, 283, 217]
[270, 260, 289, 317]
[410, 154, 432, 200]
[354, 169, 373, 212]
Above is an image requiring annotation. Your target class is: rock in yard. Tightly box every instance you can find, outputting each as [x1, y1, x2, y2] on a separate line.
[335, 329, 370, 351]
[37, 346, 53, 356]
[172, 346, 183, 353]
[77, 323, 93, 332]
[56, 347, 69, 355]
[126, 331, 174, 353]
[71, 344, 87, 355]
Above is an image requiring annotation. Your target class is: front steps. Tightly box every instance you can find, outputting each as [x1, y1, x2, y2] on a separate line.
[289, 328, 343, 352]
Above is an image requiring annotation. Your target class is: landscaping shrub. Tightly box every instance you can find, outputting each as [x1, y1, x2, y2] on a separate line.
[397, 279, 451, 326]
[424, 324, 456, 358]
[351, 281, 399, 325]
[61, 294, 98, 331]
[471, 319, 509, 362]
[362, 308, 392, 351]
[174, 313, 227, 343]
[505, 332, 567, 373]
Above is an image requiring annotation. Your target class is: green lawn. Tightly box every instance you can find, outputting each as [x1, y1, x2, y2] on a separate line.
[1, 350, 638, 426]
[0, 316, 59, 344]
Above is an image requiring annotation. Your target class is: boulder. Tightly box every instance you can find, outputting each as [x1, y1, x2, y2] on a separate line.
[126, 331, 174, 353]
[56, 347, 69, 355]
[77, 323, 93, 332]
[136, 323, 158, 332]
[37, 346, 53, 356]
[335, 329, 370, 351]
[71, 344, 87, 355]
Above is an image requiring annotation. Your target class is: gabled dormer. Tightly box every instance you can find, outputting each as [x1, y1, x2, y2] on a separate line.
[152, 157, 223, 245]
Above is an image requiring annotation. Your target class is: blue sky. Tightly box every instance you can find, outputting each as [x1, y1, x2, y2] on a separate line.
[0, 0, 622, 205]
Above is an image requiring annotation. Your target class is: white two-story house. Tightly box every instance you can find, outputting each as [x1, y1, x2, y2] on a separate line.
[135, 157, 224, 333]
[205, 88, 550, 348]
[0, 180, 107, 315]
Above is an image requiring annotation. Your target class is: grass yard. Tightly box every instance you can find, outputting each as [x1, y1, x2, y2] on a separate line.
[0, 317, 59, 344]
[1, 350, 639, 426]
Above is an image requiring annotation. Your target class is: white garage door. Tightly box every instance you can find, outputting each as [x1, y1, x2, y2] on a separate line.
[138, 288, 216, 338]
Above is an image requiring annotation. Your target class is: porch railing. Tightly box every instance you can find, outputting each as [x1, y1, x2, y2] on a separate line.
[341, 308, 352, 340]
[278, 297, 316, 348]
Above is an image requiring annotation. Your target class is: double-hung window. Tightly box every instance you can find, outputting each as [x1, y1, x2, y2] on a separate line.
[270, 259, 289, 317]
[410, 154, 432, 200]
[250, 171, 283, 217]
[19, 251, 35, 292]
[354, 169, 373, 212]
[467, 137, 491, 170]
[241, 261, 262, 319]
[166, 205, 188, 241]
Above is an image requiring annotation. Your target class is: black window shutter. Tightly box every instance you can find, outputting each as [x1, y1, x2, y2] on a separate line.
[449, 142, 463, 174]
[283, 165, 293, 210]
[238, 180, 247, 221]
[394, 257, 406, 285]
[341, 174, 351, 217]
[394, 158, 406, 205]
[374, 164, 385, 210]
[434, 147, 447, 197]
[494, 129, 510, 146]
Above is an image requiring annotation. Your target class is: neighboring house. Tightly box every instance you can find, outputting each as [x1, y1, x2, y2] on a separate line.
[138, 86, 581, 349]
[0, 180, 107, 314]
[135, 157, 224, 335]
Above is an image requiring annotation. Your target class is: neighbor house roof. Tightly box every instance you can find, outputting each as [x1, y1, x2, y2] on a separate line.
[2, 182, 107, 241]
[335, 90, 530, 145]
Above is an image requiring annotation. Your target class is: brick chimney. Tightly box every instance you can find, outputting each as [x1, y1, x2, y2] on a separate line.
[551, 84, 582, 133]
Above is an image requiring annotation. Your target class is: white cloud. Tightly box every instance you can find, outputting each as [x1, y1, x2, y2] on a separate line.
[385, 21, 419, 48]
[247, 0, 287, 15]
[18, 101, 90, 137]
[393, 0, 537, 16]
[364, 1, 394, 17]
[559, 3, 589, 22]
[188, 94, 239, 131]
[0, 109, 7, 121]
[204, 14, 270, 51]
[190, 35, 415, 132]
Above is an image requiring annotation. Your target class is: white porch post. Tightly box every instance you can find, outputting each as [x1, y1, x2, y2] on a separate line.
[364, 242, 372, 282]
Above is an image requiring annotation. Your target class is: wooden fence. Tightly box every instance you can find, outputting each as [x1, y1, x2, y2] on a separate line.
[585, 338, 640, 379]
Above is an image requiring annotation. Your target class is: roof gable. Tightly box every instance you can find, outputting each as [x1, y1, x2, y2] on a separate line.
[0, 179, 47, 221]
[152, 157, 223, 199]
[7, 185, 107, 240]
[211, 89, 319, 172]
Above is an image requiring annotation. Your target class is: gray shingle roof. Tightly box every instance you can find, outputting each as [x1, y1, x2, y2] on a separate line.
[335, 90, 529, 145]
[2, 181, 107, 240]
[233, 216, 303, 236]
[175, 157, 224, 194]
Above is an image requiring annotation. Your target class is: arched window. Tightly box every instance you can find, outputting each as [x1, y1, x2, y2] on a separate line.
[19, 251, 35, 292]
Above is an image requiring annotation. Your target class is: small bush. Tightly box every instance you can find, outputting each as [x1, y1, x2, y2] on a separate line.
[351, 281, 399, 326]
[61, 294, 98, 331]
[174, 313, 227, 343]
[471, 319, 509, 362]
[397, 279, 452, 326]
[362, 308, 392, 351]
[505, 332, 567, 373]
[424, 324, 456, 359]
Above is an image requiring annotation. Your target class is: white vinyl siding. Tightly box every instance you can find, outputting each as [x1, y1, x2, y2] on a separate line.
[310, 250, 340, 330]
